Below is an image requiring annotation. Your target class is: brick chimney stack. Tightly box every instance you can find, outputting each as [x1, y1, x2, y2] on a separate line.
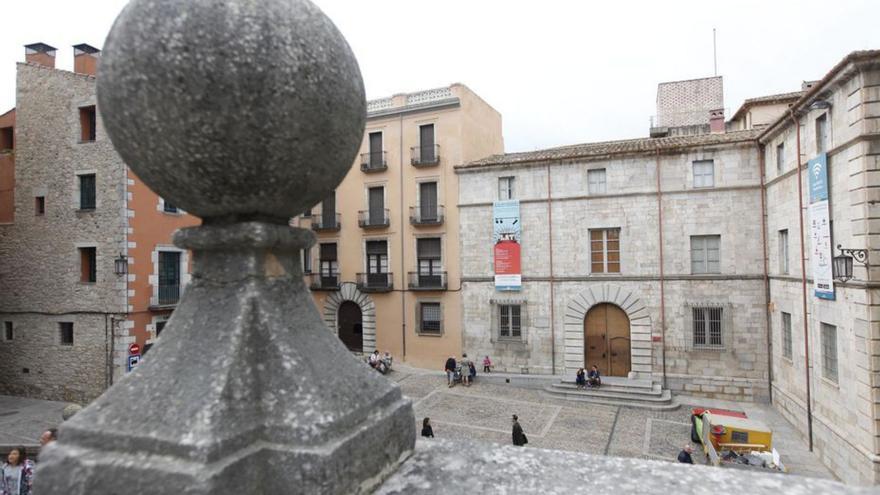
[73, 44, 101, 76]
[709, 108, 725, 133]
[24, 43, 57, 68]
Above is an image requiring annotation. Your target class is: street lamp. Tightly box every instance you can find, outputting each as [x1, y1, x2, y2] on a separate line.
[832, 245, 868, 283]
[114, 253, 128, 275]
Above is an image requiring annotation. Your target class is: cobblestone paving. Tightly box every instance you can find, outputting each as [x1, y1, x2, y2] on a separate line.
[390, 369, 835, 480]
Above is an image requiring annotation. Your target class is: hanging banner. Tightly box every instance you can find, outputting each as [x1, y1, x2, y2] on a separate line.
[493, 200, 521, 291]
[808, 153, 835, 300]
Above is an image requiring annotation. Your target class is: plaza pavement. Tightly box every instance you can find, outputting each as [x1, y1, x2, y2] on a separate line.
[388, 365, 834, 481]
[0, 366, 833, 481]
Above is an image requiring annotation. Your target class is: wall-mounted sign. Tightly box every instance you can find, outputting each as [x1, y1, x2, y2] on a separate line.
[128, 343, 141, 355]
[808, 153, 835, 300]
[127, 354, 141, 372]
[493, 200, 521, 291]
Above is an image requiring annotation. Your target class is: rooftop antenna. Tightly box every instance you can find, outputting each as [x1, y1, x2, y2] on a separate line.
[713, 28, 718, 76]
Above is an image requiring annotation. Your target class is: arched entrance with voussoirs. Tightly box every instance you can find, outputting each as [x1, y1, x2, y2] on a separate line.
[584, 303, 631, 377]
[563, 284, 653, 380]
[323, 282, 376, 355]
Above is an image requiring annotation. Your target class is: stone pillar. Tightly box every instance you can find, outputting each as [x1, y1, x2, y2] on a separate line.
[35, 1, 415, 493]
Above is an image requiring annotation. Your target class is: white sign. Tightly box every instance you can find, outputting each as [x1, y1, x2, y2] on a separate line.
[809, 200, 834, 300]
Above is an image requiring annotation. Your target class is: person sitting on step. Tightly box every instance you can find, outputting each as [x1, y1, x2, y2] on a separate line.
[575, 368, 587, 389]
[587, 365, 601, 388]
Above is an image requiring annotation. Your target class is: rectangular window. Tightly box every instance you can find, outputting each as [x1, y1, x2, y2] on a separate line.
[778, 229, 789, 275]
[368, 132, 383, 167]
[498, 176, 515, 200]
[590, 229, 620, 274]
[0, 126, 12, 151]
[59, 322, 74, 345]
[79, 174, 96, 210]
[587, 168, 606, 195]
[366, 240, 389, 283]
[417, 238, 442, 285]
[79, 247, 96, 283]
[419, 302, 441, 334]
[163, 200, 178, 213]
[79, 105, 96, 142]
[781, 312, 792, 360]
[816, 113, 828, 154]
[35, 196, 45, 215]
[821, 323, 838, 383]
[693, 160, 715, 188]
[691, 235, 720, 274]
[4, 321, 12, 341]
[158, 251, 181, 305]
[419, 124, 436, 163]
[319, 243, 338, 285]
[368, 186, 384, 224]
[321, 192, 336, 228]
[419, 181, 438, 222]
[776, 142, 785, 175]
[693, 307, 723, 349]
[499, 304, 522, 338]
[155, 320, 167, 337]
[301, 246, 312, 274]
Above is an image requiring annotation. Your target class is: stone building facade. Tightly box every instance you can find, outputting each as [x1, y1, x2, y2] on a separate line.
[758, 50, 880, 485]
[296, 84, 503, 369]
[0, 44, 198, 403]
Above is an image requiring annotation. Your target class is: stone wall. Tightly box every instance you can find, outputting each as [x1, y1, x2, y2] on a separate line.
[656, 76, 723, 127]
[0, 63, 127, 402]
[458, 140, 769, 401]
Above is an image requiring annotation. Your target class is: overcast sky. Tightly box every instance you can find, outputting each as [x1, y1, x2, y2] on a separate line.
[1, 0, 877, 152]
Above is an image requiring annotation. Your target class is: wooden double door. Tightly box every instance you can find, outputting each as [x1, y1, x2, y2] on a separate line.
[584, 303, 631, 377]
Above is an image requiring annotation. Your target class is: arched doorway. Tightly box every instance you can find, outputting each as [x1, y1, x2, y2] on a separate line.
[584, 303, 631, 377]
[337, 301, 363, 352]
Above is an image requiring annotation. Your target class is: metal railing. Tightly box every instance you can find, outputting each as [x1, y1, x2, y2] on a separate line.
[358, 209, 390, 228]
[360, 151, 387, 172]
[157, 284, 180, 305]
[408, 271, 447, 290]
[356, 272, 393, 292]
[310, 213, 341, 232]
[308, 272, 340, 290]
[409, 205, 444, 225]
[410, 144, 440, 166]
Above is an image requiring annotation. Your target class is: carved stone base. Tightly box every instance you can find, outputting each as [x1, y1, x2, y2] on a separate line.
[37, 224, 415, 494]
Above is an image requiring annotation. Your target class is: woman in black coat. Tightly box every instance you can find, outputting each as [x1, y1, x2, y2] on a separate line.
[421, 417, 434, 438]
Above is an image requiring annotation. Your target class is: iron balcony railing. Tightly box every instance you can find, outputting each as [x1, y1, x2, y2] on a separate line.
[410, 144, 440, 166]
[308, 272, 340, 291]
[360, 151, 387, 172]
[409, 205, 444, 226]
[358, 209, 390, 229]
[310, 213, 341, 232]
[157, 284, 180, 305]
[408, 271, 447, 290]
[356, 272, 393, 292]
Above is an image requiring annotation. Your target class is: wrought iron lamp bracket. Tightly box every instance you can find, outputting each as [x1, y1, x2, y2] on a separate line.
[838, 245, 869, 266]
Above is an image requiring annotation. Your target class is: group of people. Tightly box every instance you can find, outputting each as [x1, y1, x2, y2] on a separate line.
[421, 415, 528, 447]
[575, 365, 602, 389]
[368, 350, 393, 374]
[0, 428, 57, 495]
[443, 354, 491, 387]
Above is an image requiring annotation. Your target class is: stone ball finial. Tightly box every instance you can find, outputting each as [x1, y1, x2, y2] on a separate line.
[97, 0, 366, 220]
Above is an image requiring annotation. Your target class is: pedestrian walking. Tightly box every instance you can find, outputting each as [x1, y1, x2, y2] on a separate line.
[1, 446, 34, 495]
[421, 417, 434, 438]
[444, 355, 457, 387]
[677, 445, 694, 464]
[511, 414, 528, 446]
[460, 353, 472, 387]
[482, 355, 492, 373]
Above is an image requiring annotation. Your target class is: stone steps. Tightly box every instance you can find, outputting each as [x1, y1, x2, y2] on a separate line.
[544, 378, 680, 411]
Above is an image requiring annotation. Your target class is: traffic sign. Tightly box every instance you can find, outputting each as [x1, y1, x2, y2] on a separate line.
[129, 343, 141, 355]
[128, 355, 140, 372]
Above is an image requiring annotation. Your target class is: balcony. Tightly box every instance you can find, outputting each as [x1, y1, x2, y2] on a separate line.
[408, 271, 447, 291]
[157, 284, 180, 306]
[360, 151, 387, 173]
[356, 272, 393, 292]
[310, 213, 341, 232]
[411, 144, 440, 167]
[308, 273, 340, 291]
[409, 205, 444, 226]
[358, 209, 390, 229]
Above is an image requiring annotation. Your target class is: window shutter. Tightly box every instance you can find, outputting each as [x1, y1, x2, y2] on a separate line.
[366, 240, 387, 255]
[320, 243, 337, 260]
[417, 238, 441, 259]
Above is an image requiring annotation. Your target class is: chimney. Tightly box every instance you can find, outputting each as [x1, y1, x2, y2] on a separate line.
[73, 44, 101, 76]
[24, 43, 57, 68]
[709, 108, 725, 134]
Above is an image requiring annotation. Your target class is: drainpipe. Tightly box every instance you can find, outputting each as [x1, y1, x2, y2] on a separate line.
[758, 145, 773, 403]
[790, 108, 814, 451]
[399, 112, 406, 361]
[106, 315, 111, 389]
[546, 163, 556, 373]
[655, 149, 667, 388]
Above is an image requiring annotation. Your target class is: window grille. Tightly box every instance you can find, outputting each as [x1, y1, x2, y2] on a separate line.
[781, 312, 792, 360]
[420, 302, 441, 334]
[685, 303, 731, 351]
